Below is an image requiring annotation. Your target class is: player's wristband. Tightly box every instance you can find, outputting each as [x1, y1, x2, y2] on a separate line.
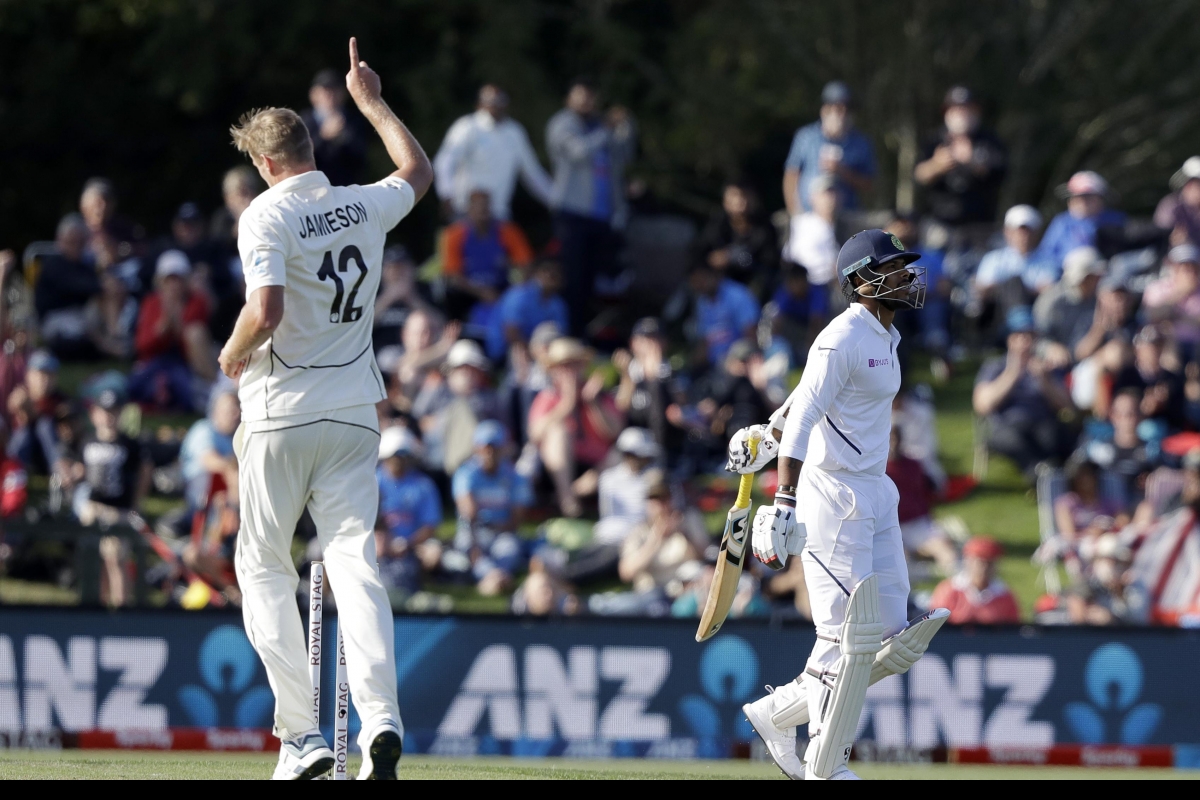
[775, 489, 796, 509]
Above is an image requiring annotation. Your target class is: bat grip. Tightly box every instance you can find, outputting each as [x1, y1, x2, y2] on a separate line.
[734, 433, 760, 509]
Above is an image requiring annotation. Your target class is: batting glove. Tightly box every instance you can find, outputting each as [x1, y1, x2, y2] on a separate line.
[726, 424, 780, 474]
[752, 493, 803, 570]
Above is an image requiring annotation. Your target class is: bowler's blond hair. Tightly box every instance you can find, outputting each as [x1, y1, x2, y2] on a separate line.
[230, 107, 314, 167]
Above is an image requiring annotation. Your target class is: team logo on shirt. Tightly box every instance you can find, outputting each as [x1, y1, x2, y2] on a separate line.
[867, 358, 891, 368]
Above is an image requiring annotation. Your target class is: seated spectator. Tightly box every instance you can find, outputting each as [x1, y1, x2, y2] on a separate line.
[1054, 459, 1124, 546]
[1066, 533, 1135, 625]
[1155, 156, 1200, 247]
[375, 426, 442, 598]
[502, 320, 560, 448]
[7, 350, 67, 476]
[766, 262, 827, 364]
[696, 182, 778, 295]
[84, 265, 138, 361]
[441, 188, 534, 322]
[892, 384, 946, 491]
[211, 165, 262, 245]
[972, 205, 1046, 338]
[1143, 244, 1200, 362]
[487, 258, 569, 363]
[929, 536, 1021, 624]
[445, 421, 533, 595]
[754, 306, 794, 408]
[671, 560, 767, 619]
[511, 561, 577, 616]
[373, 245, 436, 355]
[36, 214, 101, 359]
[178, 388, 240, 529]
[685, 260, 761, 368]
[1069, 272, 1136, 413]
[913, 86, 1007, 227]
[383, 309, 458, 417]
[973, 306, 1075, 479]
[165, 202, 229, 309]
[529, 337, 623, 517]
[1111, 325, 1185, 429]
[1034, 171, 1126, 275]
[79, 177, 141, 248]
[129, 250, 215, 412]
[887, 429, 957, 576]
[413, 338, 500, 476]
[783, 173, 840, 301]
[888, 211, 950, 358]
[1033, 246, 1105, 366]
[613, 317, 685, 458]
[1078, 389, 1159, 510]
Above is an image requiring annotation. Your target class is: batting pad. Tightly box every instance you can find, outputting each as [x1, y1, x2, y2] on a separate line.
[771, 605, 949, 731]
[805, 573, 883, 779]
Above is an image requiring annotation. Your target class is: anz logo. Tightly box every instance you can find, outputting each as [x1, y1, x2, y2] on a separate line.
[1064, 643, 1161, 745]
[178, 625, 274, 728]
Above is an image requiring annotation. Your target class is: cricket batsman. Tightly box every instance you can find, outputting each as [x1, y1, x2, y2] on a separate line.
[218, 38, 432, 779]
[725, 230, 950, 780]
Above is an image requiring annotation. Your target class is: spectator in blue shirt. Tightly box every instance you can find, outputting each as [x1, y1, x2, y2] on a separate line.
[972, 205, 1048, 343]
[179, 387, 240, 517]
[1035, 171, 1126, 275]
[448, 421, 533, 595]
[782, 81, 876, 216]
[487, 259, 569, 362]
[686, 261, 761, 367]
[768, 261, 827, 362]
[375, 425, 442, 596]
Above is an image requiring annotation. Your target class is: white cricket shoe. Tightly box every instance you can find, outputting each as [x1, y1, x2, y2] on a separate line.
[357, 724, 403, 780]
[743, 687, 806, 780]
[271, 732, 334, 780]
[806, 764, 860, 780]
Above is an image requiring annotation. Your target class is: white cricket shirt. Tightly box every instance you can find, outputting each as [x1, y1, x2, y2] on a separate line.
[779, 303, 902, 476]
[236, 170, 416, 422]
[432, 110, 553, 219]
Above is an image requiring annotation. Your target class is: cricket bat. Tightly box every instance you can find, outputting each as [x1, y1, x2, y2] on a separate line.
[695, 432, 759, 642]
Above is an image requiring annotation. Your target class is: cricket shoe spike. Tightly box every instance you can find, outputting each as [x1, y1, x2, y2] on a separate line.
[743, 683, 806, 780]
[358, 725, 403, 780]
[272, 732, 335, 780]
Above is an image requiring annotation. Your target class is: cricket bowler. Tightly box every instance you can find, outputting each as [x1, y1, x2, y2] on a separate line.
[218, 38, 432, 780]
[725, 230, 950, 780]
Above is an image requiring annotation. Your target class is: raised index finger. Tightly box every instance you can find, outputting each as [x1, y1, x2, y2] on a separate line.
[349, 36, 359, 69]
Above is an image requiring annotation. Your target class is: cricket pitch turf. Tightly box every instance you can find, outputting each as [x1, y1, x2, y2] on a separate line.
[1, 751, 1198, 779]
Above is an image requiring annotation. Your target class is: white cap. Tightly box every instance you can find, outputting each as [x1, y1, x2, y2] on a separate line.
[1063, 246, 1106, 287]
[155, 249, 191, 279]
[615, 427, 661, 459]
[379, 426, 421, 460]
[1003, 204, 1042, 231]
[444, 339, 490, 372]
[1171, 156, 1200, 191]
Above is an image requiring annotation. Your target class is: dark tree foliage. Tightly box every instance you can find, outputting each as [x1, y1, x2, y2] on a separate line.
[3, 0, 1200, 255]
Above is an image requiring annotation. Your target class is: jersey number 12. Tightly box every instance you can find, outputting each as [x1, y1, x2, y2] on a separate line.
[317, 245, 368, 324]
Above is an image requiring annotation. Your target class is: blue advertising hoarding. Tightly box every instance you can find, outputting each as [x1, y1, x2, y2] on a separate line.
[1, 609, 1198, 756]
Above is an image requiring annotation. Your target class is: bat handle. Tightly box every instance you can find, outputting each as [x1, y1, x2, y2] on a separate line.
[734, 432, 760, 509]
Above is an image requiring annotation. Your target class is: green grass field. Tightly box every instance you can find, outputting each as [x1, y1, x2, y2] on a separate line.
[0, 751, 1195, 780]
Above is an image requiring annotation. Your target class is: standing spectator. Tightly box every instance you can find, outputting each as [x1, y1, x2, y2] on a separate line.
[1034, 171, 1126, 275]
[129, 250, 215, 412]
[301, 69, 367, 186]
[913, 86, 1008, 227]
[36, 214, 101, 359]
[433, 84, 554, 220]
[529, 338, 623, 517]
[211, 165, 262, 245]
[613, 317, 684, 458]
[782, 80, 876, 215]
[6, 350, 66, 476]
[684, 261, 761, 368]
[79, 177, 141, 247]
[447, 421, 534, 595]
[783, 173, 840, 303]
[1155, 156, 1200, 247]
[375, 426, 442, 596]
[546, 78, 637, 334]
[696, 182, 778, 295]
[440, 189, 535, 322]
[165, 203, 230, 312]
[487, 258, 569, 363]
[973, 306, 1075, 478]
[887, 429, 958, 576]
[929, 536, 1021, 624]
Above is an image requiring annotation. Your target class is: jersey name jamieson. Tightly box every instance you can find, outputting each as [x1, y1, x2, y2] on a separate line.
[296, 202, 369, 239]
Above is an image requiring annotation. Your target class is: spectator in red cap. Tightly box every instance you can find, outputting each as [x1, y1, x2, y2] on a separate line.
[1033, 170, 1126, 277]
[929, 536, 1021, 624]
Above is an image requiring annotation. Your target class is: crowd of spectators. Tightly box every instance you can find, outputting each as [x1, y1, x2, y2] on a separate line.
[5, 71, 1200, 628]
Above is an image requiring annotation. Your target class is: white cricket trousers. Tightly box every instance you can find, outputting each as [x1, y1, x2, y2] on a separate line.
[799, 466, 910, 674]
[234, 404, 401, 746]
